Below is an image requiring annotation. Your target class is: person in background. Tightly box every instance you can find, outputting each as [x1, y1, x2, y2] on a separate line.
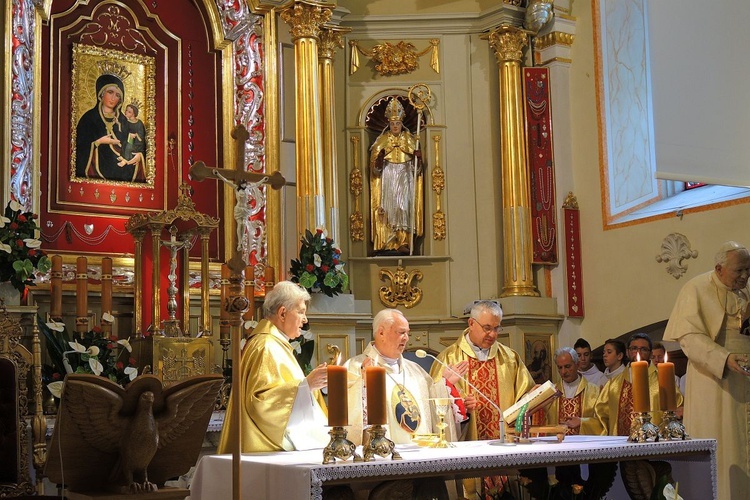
[430, 300, 535, 499]
[664, 241, 750, 500]
[574, 337, 607, 387]
[594, 333, 683, 436]
[545, 347, 603, 436]
[602, 338, 626, 380]
[217, 281, 329, 453]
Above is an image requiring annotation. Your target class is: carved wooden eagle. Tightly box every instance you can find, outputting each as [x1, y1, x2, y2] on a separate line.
[45, 373, 223, 494]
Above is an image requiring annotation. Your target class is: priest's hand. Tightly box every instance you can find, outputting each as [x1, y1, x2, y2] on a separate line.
[307, 363, 328, 390]
[443, 360, 469, 386]
[727, 353, 750, 376]
[463, 394, 477, 414]
[562, 416, 581, 429]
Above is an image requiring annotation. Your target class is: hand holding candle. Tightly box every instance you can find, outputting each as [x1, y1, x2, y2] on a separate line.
[631, 353, 650, 413]
[657, 351, 677, 411]
[327, 365, 348, 426]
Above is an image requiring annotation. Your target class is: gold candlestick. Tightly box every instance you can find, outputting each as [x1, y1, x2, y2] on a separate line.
[363, 424, 401, 461]
[658, 410, 688, 440]
[628, 411, 659, 442]
[322, 426, 361, 464]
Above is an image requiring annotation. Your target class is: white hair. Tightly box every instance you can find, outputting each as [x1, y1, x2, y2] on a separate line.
[715, 241, 748, 267]
[555, 346, 578, 364]
[263, 281, 310, 317]
[372, 308, 405, 334]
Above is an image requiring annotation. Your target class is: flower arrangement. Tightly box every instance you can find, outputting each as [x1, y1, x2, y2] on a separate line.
[0, 200, 51, 292]
[290, 325, 315, 375]
[39, 314, 140, 398]
[289, 229, 348, 297]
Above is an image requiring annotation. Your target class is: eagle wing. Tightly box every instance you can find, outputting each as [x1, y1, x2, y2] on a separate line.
[59, 375, 126, 452]
[148, 374, 223, 486]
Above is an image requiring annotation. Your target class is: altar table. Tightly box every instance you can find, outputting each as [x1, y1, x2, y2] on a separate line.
[189, 435, 716, 500]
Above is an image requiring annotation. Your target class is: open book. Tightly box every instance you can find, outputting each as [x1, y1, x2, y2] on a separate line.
[502, 380, 560, 425]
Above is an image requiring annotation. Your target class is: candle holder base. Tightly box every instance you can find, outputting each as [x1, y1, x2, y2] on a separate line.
[628, 412, 659, 443]
[322, 426, 362, 464]
[363, 424, 402, 461]
[658, 410, 688, 440]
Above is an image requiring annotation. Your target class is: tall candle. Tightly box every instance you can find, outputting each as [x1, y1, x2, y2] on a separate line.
[657, 352, 677, 411]
[50, 255, 63, 321]
[243, 265, 255, 323]
[101, 258, 113, 334]
[630, 355, 650, 413]
[365, 366, 387, 425]
[264, 265, 275, 294]
[76, 257, 88, 333]
[327, 365, 348, 426]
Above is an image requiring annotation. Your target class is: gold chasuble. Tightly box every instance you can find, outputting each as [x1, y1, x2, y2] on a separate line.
[430, 331, 535, 441]
[593, 364, 683, 436]
[545, 377, 603, 436]
[217, 319, 328, 453]
[344, 343, 457, 446]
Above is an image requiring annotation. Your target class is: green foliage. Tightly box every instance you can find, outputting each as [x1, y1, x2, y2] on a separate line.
[39, 315, 139, 390]
[289, 229, 348, 297]
[0, 200, 51, 292]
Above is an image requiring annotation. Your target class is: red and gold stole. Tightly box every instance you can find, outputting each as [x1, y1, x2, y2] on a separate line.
[617, 381, 635, 436]
[468, 357, 501, 439]
[558, 392, 584, 435]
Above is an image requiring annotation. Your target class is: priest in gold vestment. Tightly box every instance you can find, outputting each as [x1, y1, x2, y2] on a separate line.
[217, 281, 329, 454]
[545, 347, 602, 436]
[430, 301, 535, 498]
[594, 333, 683, 436]
[369, 97, 423, 255]
[664, 241, 750, 500]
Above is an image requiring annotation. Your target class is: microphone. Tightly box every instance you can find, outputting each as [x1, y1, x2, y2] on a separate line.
[415, 349, 513, 445]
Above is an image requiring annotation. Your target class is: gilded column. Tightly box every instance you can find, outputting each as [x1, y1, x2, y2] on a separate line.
[280, 1, 333, 237]
[318, 25, 349, 244]
[488, 26, 540, 297]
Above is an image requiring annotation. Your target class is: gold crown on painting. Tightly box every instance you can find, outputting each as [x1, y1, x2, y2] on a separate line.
[97, 60, 131, 81]
[385, 97, 405, 122]
[128, 99, 143, 111]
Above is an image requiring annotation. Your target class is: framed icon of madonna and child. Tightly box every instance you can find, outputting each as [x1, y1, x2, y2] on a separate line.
[69, 43, 156, 186]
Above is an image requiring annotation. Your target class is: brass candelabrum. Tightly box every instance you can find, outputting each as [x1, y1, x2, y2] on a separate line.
[658, 410, 688, 440]
[322, 426, 361, 464]
[363, 424, 402, 461]
[628, 412, 660, 442]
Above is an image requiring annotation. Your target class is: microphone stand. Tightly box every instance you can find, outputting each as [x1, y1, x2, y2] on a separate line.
[416, 349, 514, 446]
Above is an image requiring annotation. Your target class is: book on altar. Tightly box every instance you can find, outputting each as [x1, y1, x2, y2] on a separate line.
[502, 380, 560, 425]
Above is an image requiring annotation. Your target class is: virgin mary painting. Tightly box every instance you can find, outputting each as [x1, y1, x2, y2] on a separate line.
[75, 73, 146, 183]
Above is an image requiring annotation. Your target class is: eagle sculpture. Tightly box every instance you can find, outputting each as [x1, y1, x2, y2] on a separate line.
[45, 373, 223, 495]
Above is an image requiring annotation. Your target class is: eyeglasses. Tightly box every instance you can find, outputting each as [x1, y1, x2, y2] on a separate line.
[628, 346, 651, 354]
[473, 320, 502, 334]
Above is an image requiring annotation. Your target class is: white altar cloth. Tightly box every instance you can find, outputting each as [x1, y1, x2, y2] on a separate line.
[189, 435, 716, 500]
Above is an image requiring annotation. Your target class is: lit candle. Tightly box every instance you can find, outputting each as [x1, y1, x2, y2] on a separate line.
[657, 351, 677, 411]
[630, 353, 650, 413]
[365, 366, 387, 425]
[50, 255, 63, 322]
[327, 365, 348, 426]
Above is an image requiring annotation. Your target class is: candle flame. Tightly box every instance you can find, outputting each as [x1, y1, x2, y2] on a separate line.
[664, 351, 669, 363]
[636, 352, 641, 362]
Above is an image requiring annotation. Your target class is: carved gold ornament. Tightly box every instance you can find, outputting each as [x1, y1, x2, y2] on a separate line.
[350, 39, 440, 76]
[349, 136, 364, 241]
[656, 233, 698, 279]
[378, 265, 424, 308]
[431, 135, 446, 240]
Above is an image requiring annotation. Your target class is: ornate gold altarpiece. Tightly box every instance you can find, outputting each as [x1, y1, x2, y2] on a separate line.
[125, 184, 219, 386]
